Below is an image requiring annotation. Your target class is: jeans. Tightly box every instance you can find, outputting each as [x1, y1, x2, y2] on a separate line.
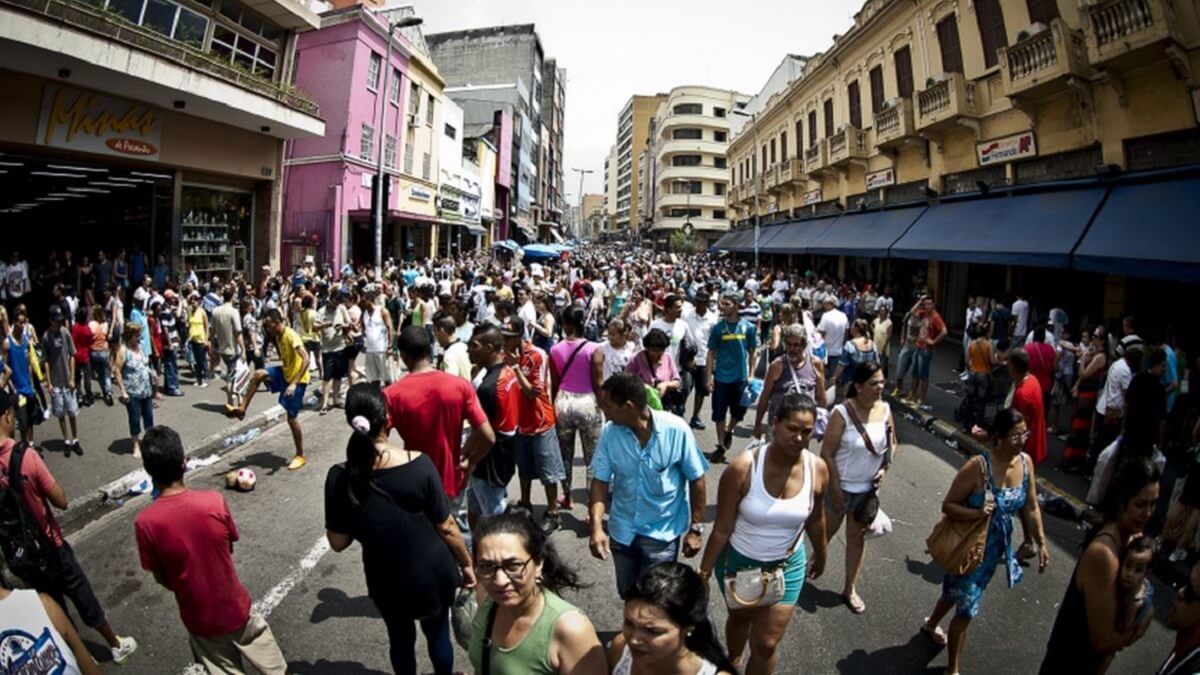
[74, 362, 93, 400]
[125, 396, 154, 437]
[190, 342, 208, 382]
[89, 350, 111, 397]
[964, 372, 990, 428]
[376, 605, 453, 675]
[894, 346, 917, 386]
[162, 348, 180, 393]
[611, 534, 680, 598]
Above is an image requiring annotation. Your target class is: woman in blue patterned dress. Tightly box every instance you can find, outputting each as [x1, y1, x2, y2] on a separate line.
[920, 408, 1051, 675]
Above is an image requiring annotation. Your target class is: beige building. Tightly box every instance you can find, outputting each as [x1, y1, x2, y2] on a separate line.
[644, 86, 750, 247]
[614, 93, 667, 233]
[603, 143, 619, 236]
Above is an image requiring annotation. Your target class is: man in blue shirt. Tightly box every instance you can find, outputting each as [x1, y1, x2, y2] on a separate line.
[589, 373, 707, 598]
[705, 291, 757, 463]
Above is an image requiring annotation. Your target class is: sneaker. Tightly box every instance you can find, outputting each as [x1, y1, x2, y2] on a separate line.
[689, 417, 706, 430]
[287, 455, 307, 471]
[704, 447, 727, 463]
[72, 441, 83, 457]
[167, 390, 185, 397]
[111, 636, 137, 664]
[200, 381, 209, 388]
[540, 511, 561, 534]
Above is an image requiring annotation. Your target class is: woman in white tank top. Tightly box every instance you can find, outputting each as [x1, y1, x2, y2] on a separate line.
[698, 393, 829, 675]
[819, 361, 898, 616]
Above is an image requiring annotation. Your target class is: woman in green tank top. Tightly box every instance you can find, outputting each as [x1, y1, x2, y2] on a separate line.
[469, 512, 608, 675]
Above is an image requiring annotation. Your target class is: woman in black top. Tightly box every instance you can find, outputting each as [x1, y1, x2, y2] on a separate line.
[1040, 457, 1160, 674]
[325, 383, 475, 675]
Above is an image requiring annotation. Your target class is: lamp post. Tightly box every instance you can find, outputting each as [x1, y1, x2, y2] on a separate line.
[730, 108, 760, 269]
[370, 9, 423, 279]
[572, 167, 593, 241]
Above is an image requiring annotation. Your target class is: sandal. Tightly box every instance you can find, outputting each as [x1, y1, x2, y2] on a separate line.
[842, 592, 866, 614]
[921, 618, 947, 646]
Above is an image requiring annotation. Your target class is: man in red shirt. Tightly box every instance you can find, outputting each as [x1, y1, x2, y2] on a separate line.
[1025, 323, 1058, 419]
[384, 326, 495, 532]
[466, 324, 520, 526]
[501, 316, 566, 533]
[1006, 347, 1048, 466]
[134, 425, 286, 672]
[0, 391, 138, 665]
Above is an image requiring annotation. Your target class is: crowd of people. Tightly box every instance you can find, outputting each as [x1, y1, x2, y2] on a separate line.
[0, 242, 1198, 675]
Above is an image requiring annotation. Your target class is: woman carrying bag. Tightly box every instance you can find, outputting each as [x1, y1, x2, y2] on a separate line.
[921, 408, 1049, 675]
[698, 393, 828, 675]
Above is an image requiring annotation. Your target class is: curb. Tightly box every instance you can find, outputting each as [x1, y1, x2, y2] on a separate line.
[59, 403, 296, 537]
[886, 395, 1092, 522]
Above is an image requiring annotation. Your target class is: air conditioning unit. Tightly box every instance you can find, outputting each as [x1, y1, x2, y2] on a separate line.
[1016, 22, 1049, 42]
[924, 72, 952, 88]
[406, 112, 419, 127]
[883, 96, 904, 109]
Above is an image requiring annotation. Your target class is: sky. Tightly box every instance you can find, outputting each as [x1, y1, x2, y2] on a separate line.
[412, 0, 864, 203]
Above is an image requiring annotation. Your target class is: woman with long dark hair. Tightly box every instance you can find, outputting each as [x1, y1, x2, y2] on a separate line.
[324, 383, 474, 675]
[470, 510, 607, 675]
[609, 562, 737, 675]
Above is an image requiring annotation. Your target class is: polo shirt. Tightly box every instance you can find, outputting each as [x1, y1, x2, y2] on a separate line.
[591, 411, 708, 546]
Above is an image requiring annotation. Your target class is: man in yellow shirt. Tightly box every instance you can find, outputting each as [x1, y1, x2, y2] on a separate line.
[233, 308, 310, 470]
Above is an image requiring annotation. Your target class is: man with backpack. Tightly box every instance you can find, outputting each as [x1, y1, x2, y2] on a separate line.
[0, 390, 138, 664]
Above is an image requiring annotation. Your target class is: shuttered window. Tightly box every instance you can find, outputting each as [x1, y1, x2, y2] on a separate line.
[869, 66, 885, 113]
[975, 0, 1008, 69]
[823, 99, 834, 138]
[847, 80, 862, 128]
[937, 16, 964, 73]
[894, 46, 914, 98]
[1026, 0, 1059, 26]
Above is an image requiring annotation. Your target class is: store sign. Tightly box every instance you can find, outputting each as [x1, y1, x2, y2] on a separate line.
[36, 85, 162, 160]
[803, 189, 823, 206]
[410, 187, 432, 201]
[865, 167, 895, 190]
[977, 131, 1037, 166]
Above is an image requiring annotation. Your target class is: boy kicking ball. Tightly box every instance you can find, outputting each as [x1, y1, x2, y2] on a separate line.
[232, 308, 309, 470]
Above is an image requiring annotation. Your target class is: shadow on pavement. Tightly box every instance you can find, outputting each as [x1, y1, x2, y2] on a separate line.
[309, 587, 381, 624]
[229, 451, 291, 476]
[904, 555, 944, 585]
[797, 581, 843, 614]
[106, 437, 135, 456]
[836, 632, 944, 674]
[192, 401, 233, 415]
[289, 659, 390, 674]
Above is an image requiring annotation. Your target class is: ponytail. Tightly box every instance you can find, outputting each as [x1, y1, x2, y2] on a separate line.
[685, 617, 739, 675]
[846, 360, 882, 400]
[343, 383, 388, 508]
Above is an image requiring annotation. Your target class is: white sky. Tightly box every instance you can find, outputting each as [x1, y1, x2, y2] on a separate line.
[412, 0, 864, 202]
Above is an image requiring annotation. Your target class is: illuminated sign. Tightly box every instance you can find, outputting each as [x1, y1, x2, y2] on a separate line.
[36, 85, 161, 160]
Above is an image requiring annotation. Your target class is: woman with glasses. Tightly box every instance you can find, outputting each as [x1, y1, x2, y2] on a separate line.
[324, 383, 474, 675]
[1061, 326, 1108, 474]
[921, 408, 1049, 674]
[1039, 456, 1159, 674]
[752, 324, 826, 441]
[819, 361, 896, 615]
[469, 510, 607, 675]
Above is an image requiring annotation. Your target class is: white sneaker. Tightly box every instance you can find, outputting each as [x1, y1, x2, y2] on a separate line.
[200, 381, 209, 388]
[111, 636, 137, 664]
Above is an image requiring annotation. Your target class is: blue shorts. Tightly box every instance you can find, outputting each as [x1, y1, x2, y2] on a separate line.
[711, 380, 748, 423]
[266, 366, 306, 419]
[913, 349, 933, 380]
[715, 542, 807, 606]
[515, 429, 566, 485]
[467, 476, 507, 516]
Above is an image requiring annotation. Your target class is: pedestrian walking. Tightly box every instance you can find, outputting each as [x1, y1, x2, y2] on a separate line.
[893, 294, 946, 410]
[549, 307, 601, 511]
[831, 318, 879, 399]
[699, 393, 827, 675]
[683, 292, 718, 430]
[597, 318, 637, 382]
[42, 306, 81, 454]
[316, 290, 351, 414]
[589, 373, 708, 598]
[466, 325, 520, 524]
[626, 329, 682, 411]
[86, 305, 113, 406]
[817, 295, 849, 368]
[705, 292, 757, 463]
[135, 426, 287, 674]
[186, 293, 209, 387]
[871, 307, 893, 378]
[1091, 346, 1143, 475]
[434, 311, 472, 381]
[752, 325, 826, 440]
[70, 306, 94, 407]
[114, 321, 154, 459]
[361, 289, 393, 386]
[325, 384, 475, 675]
[1062, 327, 1108, 473]
[5, 310, 40, 443]
[233, 308, 310, 470]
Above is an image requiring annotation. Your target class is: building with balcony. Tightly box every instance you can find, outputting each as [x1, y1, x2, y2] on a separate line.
[720, 0, 1200, 334]
[538, 58, 566, 239]
[613, 93, 666, 234]
[645, 86, 748, 248]
[0, 0, 325, 279]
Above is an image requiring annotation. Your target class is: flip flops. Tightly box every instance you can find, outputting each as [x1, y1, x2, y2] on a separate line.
[920, 618, 948, 646]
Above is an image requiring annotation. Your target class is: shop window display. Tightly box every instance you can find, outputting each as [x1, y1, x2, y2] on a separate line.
[180, 186, 252, 281]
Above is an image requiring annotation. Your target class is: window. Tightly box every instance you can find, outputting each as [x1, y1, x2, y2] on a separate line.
[714, 157, 727, 169]
[937, 16, 964, 73]
[869, 66, 885, 114]
[714, 183, 726, 196]
[444, 124, 457, 139]
[823, 99, 834, 138]
[426, 93, 435, 125]
[360, 123, 374, 159]
[847, 80, 862, 129]
[367, 52, 381, 91]
[673, 103, 703, 115]
[713, 209, 726, 219]
[97, 0, 208, 49]
[385, 135, 397, 168]
[975, 0, 1008, 69]
[894, 46, 914, 98]
[408, 82, 421, 116]
[389, 69, 401, 104]
[422, 152, 431, 180]
[672, 128, 703, 140]
[211, 25, 277, 78]
[1026, 0, 1059, 26]
[795, 120, 804, 155]
[672, 155, 702, 167]
[669, 208, 702, 218]
[713, 107, 727, 118]
[769, 139, 776, 164]
[761, 145, 767, 171]
[807, 111, 817, 146]
[751, 154, 757, 177]
[780, 131, 788, 159]
[714, 130, 728, 142]
[671, 181, 701, 194]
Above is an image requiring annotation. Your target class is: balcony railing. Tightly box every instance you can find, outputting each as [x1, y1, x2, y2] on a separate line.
[828, 126, 869, 165]
[1085, 0, 1182, 68]
[3, 0, 320, 116]
[915, 73, 979, 133]
[787, 157, 807, 184]
[804, 141, 828, 174]
[1000, 19, 1091, 99]
[874, 97, 917, 149]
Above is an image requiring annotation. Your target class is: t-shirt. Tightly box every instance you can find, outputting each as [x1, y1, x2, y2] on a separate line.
[905, 310, 946, 351]
[514, 344, 556, 435]
[41, 326, 73, 388]
[990, 306, 1011, 342]
[550, 339, 598, 395]
[817, 308, 849, 357]
[682, 306, 717, 366]
[872, 318, 892, 357]
[0, 589, 81, 674]
[71, 323, 92, 364]
[0, 439, 63, 547]
[1027, 341, 1056, 394]
[276, 327, 311, 385]
[384, 370, 487, 497]
[320, 304, 349, 353]
[1011, 299, 1029, 338]
[1009, 375, 1047, 465]
[472, 364, 519, 487]
[625, 350, 679, 388]
[439, 340, 473, 381]
[211, 303, 242, 357]
[708, 319, 756, 384]
[648, 318, 693, 366]
[1098, 358, 1133, 414]
[135, 490, 251, 638]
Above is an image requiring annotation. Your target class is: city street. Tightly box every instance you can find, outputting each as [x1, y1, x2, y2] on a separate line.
[62, 389, 1174, 674]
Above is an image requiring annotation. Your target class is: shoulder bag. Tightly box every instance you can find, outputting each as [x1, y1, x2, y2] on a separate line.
[551, 340, 588, 403]
[925, 457, 992, 575]
[842, 402, 888, 525]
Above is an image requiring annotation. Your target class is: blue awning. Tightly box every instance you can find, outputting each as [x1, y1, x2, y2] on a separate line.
[1073, 177, 1200, 283]
[763, 216, 839, 254]
[711, 230, 739, 250]
[719, 228, 754, 251]
[889, 188, 1106, 268]
[727, 224, 787, 252]
[807, 206, 926, 258]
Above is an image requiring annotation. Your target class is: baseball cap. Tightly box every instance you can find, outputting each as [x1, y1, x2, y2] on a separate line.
[500, 316, 525, 338]
[48, 306, 63, 322]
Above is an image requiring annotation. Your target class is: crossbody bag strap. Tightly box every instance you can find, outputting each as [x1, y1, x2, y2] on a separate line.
[481, 601, 499, 675]
[843, 403, 878, 456]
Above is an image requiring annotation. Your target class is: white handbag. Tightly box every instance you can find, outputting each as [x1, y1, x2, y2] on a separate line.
[723, 566, 787, 609]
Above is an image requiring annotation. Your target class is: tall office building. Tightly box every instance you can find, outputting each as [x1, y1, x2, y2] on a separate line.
[613, 94, 667, 235]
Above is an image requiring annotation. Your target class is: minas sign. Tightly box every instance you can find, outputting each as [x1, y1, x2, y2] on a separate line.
[976, 131, 1036, 167]
[37, 85, 162, 160]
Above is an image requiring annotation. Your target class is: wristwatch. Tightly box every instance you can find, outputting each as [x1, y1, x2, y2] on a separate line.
[689, 523, 705, 536]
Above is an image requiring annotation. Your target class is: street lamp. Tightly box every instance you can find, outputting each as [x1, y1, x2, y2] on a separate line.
[370, 9, 423, 278]
[730, 108, 759, 269]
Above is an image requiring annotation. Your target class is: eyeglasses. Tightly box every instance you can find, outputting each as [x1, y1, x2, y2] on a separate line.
[477, 557, 533, 581]
[1008, 430, 1031, 443]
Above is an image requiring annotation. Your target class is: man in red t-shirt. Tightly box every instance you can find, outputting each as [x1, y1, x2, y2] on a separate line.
[0, 391, 139, 664]
[385, 326, 495, 528]
[1007, 348, 1047, 465]
[466, 324, 521, 525]
[501, 316, 566, 533]
[134, 425, 286, 672]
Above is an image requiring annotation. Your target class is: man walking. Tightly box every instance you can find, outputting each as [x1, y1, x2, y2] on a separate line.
[156, 293, 184, 396]
[682, 291, 717, 430]
[896, 294, 946, 409]
[1091, 345, 1143, 474]
[817, 294, 849, 368]
[649, 294, 696, 418]
[466, 325, 520, 525]
[233, 308, 309, 470]
[135, 426, 287, 673]
[42, 306, 81, 455]
[588, 373, 707, 598]
[434, 311, 472, 381]
[704, 292, 757, 463]
[211, 288, 244, 413]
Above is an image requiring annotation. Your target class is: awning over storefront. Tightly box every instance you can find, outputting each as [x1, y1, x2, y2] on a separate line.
[1072, 176, 1200, 283]
[716, 228, 753, 251]
[806, 207, 926, 258]
[890, 188, 1106, 268]
[726, 224, 788, 252]
[762, 216, 839, 254]
[463, 222, 486, 236]
[711, 230, 738, 251]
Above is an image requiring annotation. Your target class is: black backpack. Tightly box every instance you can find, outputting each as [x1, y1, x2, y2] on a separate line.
[0, 442, 60, 585]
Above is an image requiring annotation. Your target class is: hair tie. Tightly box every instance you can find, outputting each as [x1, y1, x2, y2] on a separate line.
[350, 415, 371, 434]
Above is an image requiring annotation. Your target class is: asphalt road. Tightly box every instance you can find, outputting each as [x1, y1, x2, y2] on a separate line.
[58, 392, 1174, 675]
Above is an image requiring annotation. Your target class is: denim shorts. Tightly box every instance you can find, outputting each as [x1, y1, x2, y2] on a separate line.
[913, 349, 933, 380]
[467, 476, 507, 517]
[516, 429, 566, 485]
[50, 387, 78, 419]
